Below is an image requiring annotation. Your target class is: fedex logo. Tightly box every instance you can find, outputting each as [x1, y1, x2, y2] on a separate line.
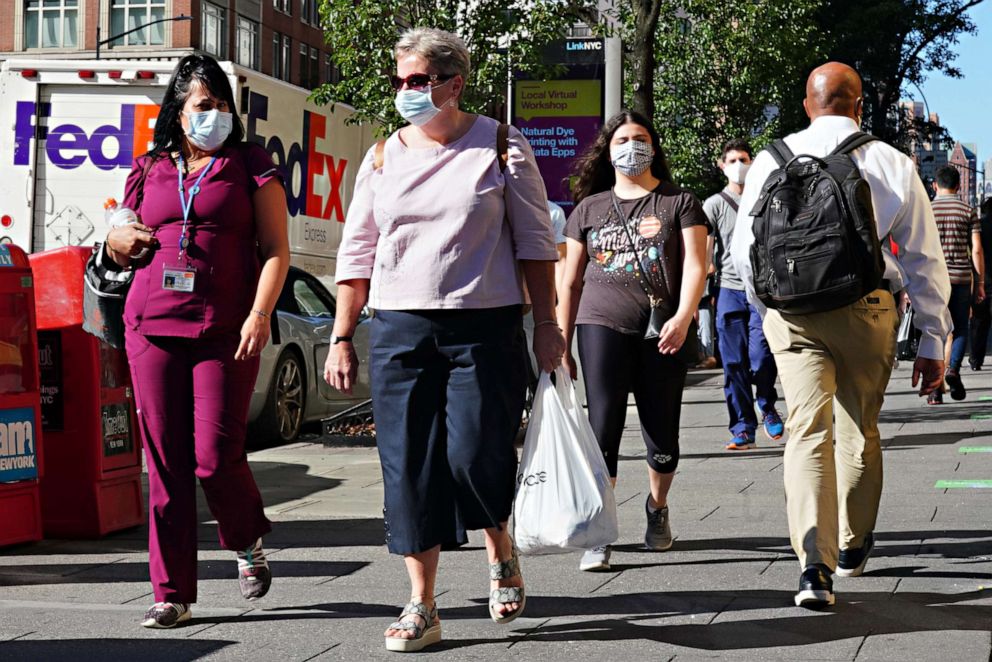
[246, 91, 347, 222]
[13, 101, 159, 170]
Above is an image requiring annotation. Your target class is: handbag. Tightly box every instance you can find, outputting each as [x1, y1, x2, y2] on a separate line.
[611, 191, 699, 364]
[513, 366, 619, 555]
[81, 157, 152, 349]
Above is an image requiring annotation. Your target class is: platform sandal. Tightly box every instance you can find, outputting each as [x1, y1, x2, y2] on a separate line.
[384, 599, 441, 653]
[489, 545, 526, 624]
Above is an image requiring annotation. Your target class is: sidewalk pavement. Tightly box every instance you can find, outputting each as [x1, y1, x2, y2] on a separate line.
[1, 364, 990, 661]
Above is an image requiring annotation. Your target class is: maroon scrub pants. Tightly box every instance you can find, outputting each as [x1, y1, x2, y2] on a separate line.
[126, 329, 272, 603]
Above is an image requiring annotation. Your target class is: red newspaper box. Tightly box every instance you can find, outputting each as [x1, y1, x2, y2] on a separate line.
[29, 246, 143, 537]
[0, 244, 44, 547]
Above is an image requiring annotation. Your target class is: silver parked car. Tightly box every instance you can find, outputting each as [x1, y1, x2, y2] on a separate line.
[247, 267, 371, 444]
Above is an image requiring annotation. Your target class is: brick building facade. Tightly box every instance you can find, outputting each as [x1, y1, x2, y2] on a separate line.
[0, 0, 333, 91]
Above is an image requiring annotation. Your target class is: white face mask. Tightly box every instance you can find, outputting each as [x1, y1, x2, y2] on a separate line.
[724, 160, 750, 185]
[184, 109, 233, 151]
[610, 140, 654, 177]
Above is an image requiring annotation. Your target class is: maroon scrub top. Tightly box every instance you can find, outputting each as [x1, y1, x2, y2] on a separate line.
[121, 143, 283, 338]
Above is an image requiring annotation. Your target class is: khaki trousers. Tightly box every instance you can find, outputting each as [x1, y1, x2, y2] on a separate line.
[763, 289, 898, 570]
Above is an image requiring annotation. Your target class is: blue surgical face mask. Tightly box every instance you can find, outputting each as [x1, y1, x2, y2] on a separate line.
[184, 109, 233, 151]
[394, 80, 452, 126]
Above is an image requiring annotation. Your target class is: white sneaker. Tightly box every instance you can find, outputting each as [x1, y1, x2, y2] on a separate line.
[579, 546, 611, 571]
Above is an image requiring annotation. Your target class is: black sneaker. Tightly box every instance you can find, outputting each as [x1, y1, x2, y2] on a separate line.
[836, 532, 874, 577]
[141, 602, 191, 628]
[237, 538, 272, 600]
[945, 369, 966, 401]
[794, 564, 835, 609]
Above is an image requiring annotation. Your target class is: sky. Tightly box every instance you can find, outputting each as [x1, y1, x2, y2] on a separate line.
[917, 1, 992, 170]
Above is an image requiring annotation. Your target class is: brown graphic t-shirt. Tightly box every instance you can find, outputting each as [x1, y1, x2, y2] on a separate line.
[564, 181, 709, 335]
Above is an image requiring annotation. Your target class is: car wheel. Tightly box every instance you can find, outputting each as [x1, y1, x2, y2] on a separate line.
[256, 350, 306, 444]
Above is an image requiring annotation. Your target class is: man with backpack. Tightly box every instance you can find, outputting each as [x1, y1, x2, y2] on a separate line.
[703, 139, 783, 451]
[730, 62, 951, 609]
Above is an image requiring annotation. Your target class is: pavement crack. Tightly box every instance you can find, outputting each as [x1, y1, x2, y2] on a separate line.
[301, 643, 340, 660]
[707, 596, 734, 625]
[8, 631, 36, 641]
[120, 591, 154, 605]
[590, 570, 624, 594]
[700, 506, 719, 521]
[930, 506, 938, 523]
[61, 557, 127, 578]
[738, 481, 755, 494]
[768, 462, 783, 472]
[890, 578, 903, 596]
[758, 556, 778, 575]
[616, 492, 642, 508]
[506, 617, 550, 649]
[852, 629, 873, 660]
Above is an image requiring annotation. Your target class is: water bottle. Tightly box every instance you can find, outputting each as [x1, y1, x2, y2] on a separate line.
[104, 197, 147, 259]
[103, 198, 137, 228]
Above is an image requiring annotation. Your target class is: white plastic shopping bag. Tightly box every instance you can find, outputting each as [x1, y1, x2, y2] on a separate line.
[513, 366, 619, 554]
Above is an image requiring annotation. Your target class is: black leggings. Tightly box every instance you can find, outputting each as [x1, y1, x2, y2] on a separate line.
[577, 324, 688, 476]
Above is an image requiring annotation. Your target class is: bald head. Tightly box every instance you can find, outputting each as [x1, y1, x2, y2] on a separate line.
[804, 62, 863, 121]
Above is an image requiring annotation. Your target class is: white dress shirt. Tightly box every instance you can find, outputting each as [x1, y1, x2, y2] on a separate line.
[730, 115, 951, 360]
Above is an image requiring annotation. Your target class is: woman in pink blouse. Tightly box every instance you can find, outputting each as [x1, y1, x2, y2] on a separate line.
[324, 27, 565, 653]
[103, 54, 289, 629]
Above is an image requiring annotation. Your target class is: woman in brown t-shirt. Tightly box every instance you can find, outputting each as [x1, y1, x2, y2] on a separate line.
[559, 110, 708, 572]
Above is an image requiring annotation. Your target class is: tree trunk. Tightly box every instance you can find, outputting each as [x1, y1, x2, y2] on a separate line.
[628, 0, 663, 119]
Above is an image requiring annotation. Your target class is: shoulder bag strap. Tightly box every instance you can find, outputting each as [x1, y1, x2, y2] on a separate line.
[611, 191, 662, 308]
[765, 139, 794, 167]
[718, 191, 739, 213]
[497, 123, 509, 173]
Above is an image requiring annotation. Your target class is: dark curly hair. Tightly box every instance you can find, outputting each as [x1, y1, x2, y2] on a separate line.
[571, 110, 672, 204]
[148, 54, 244, 159]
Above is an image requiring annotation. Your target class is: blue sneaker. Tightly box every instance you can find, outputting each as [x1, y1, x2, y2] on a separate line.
[762, 411, 785, 440]
[725, 433, 755, 451]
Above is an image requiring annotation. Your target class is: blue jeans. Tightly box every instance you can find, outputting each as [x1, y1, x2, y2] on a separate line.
[948, 283, 971, 371]
[717, 288, 779, 437]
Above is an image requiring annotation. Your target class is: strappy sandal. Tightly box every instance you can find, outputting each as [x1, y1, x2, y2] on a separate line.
[384, 599, 441, 653]
[489, 545, 526, 624]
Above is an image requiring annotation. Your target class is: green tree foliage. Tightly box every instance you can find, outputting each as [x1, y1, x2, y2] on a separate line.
[314, 0, 584, 134]
[631, 0, 825, 194]
[817, 0, 986, 150]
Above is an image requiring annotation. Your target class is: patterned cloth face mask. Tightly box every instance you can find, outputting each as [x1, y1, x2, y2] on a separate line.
[610, 140, 654, 177]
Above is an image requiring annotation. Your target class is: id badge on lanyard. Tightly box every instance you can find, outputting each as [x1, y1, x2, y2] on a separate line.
[164, 154, 216, 293]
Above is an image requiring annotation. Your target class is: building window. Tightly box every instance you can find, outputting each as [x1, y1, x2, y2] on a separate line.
[310, 46, 319, 88]
[108, 0, 166, 46]
[236, 16, 259, 69]
[24, 0, 79, 49]
[273, 33, 291, 82]
[282, 35, 292, 82]
[273, 0, 291, 16]
[324, 52, 340, 85]
[301, 0, 319, 26]
[201, 2, 227, 58]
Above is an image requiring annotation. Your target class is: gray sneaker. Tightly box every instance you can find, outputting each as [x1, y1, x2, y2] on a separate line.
[644, 498, 673, 551]
[579, 545, 612, 571]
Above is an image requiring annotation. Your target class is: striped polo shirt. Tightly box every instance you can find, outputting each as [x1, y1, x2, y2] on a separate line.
[931, 194, 979, 284]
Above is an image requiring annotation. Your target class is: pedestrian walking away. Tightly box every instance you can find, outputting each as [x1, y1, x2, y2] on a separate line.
[969, 199, 992, 371]
[730, 62, 951, 610]
[703, 139, 783, 451]
[558, 110, 709, 574]
[101, 54, 290, 628]
[929, 166, 986, 402]
[324, 27, 565, 653]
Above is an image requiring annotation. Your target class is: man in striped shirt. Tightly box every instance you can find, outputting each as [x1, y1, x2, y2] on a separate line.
[930, 166, 986, 403]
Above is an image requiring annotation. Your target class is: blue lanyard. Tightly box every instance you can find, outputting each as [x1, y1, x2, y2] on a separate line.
[176, 155, 217, 259]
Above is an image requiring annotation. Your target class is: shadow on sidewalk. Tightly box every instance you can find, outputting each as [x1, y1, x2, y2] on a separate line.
[0, 638, 235, 661]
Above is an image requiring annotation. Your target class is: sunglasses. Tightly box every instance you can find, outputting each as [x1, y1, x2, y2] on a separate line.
[389, 72, 455, 91]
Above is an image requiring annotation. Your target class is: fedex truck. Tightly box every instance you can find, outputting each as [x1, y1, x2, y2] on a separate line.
[0, 58, 378, 284]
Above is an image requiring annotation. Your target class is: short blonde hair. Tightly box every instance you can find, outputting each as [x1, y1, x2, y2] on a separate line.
[395, 27, 471, 81]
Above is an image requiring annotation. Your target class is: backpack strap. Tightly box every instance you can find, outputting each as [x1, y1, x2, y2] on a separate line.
[372, 139, 386, 171]
[497, 122, 509, 173]
[766, 139, 794, 167]
[831, 131, 877, 156]
[718, 191, 739, 213]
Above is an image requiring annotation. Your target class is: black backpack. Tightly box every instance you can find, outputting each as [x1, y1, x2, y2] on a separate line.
[748, 131, 886, 315]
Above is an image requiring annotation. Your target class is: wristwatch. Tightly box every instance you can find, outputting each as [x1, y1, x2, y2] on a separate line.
[331, 335, 353, 345]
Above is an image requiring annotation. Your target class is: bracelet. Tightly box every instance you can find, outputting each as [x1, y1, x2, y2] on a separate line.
[252, 309, 270, 319]
[535, 319, 560, 330]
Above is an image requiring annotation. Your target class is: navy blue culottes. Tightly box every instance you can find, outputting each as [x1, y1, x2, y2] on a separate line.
[369, 306, 527, 555]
